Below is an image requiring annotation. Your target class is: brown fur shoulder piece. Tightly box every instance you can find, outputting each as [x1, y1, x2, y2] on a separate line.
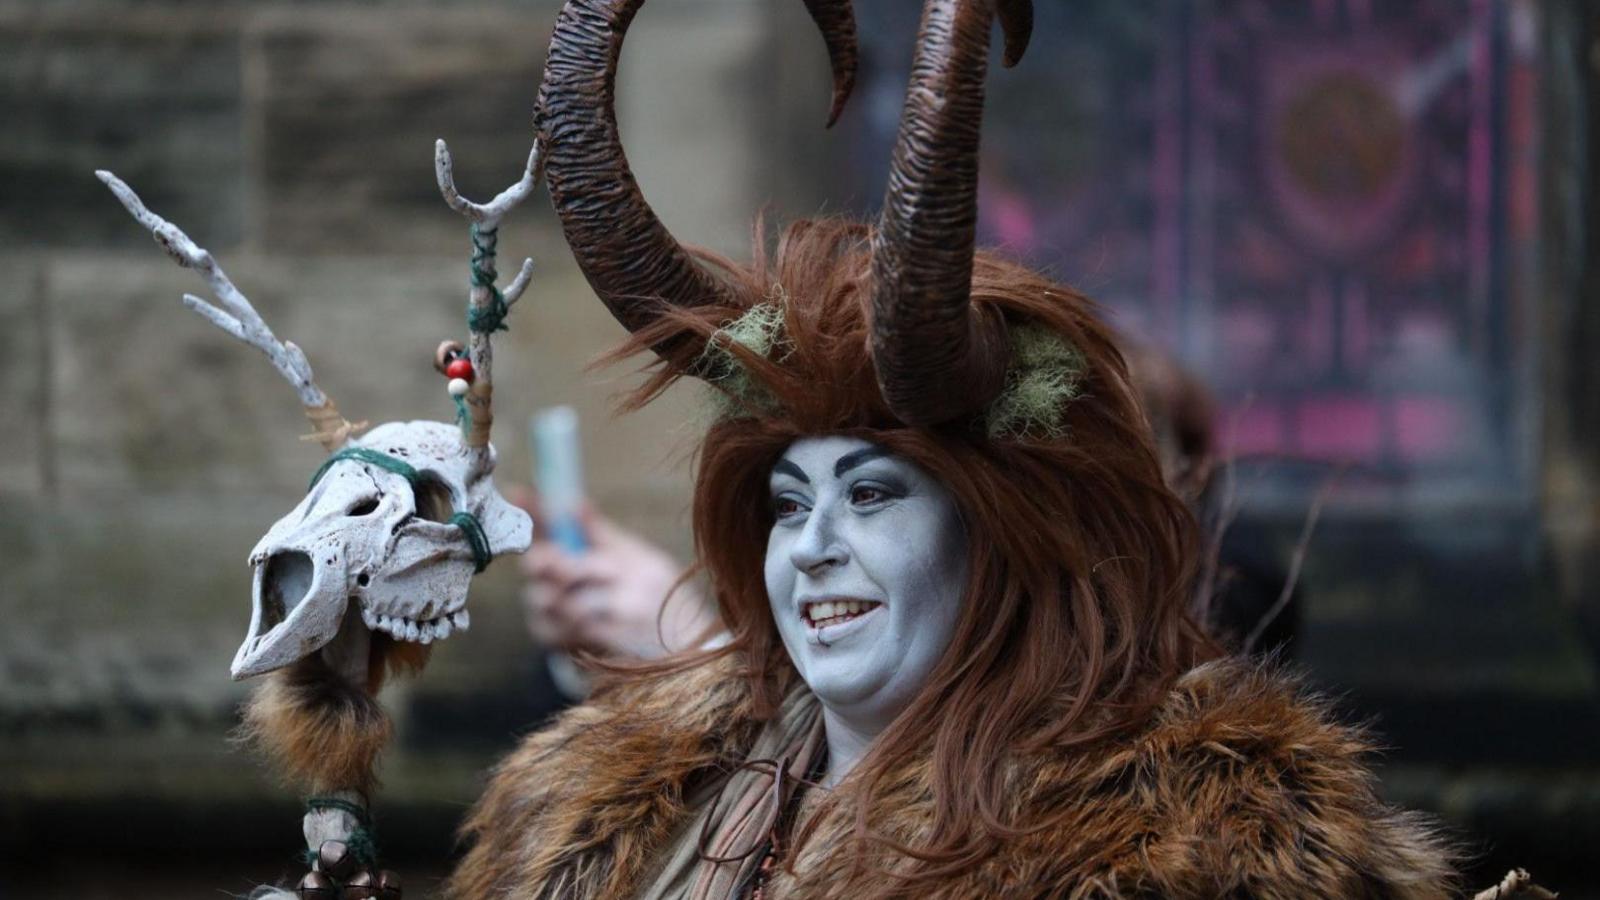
[449, 659, 764, 899]
[448, 658, 1458, 899]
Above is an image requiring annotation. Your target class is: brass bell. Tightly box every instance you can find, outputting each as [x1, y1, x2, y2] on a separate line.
[297, 870, 338, 900]
[317, 839, 358, 880]
[344, 869, 378, 900]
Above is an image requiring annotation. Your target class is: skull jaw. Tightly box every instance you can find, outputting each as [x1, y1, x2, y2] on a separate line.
[356, 533, 479, 644]
[321, 602, 373, 689]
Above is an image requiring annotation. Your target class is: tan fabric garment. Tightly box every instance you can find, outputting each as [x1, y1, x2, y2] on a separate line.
[637, 684, 825, 900]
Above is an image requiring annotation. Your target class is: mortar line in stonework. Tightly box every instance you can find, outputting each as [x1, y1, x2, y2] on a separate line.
[36, 260, 57, 500]
[240, 11, 265, 257]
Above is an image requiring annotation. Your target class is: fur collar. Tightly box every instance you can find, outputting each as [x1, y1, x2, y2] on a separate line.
[448, 657, 1456, 899]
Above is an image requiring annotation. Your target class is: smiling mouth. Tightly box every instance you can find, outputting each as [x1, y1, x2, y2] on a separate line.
[801, 599, 883, 629]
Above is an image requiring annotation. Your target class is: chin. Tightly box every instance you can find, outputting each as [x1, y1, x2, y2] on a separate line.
[798, 658, 890, 710]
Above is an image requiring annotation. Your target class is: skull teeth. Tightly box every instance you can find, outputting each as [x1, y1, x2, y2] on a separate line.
[360, 607, 466, 644]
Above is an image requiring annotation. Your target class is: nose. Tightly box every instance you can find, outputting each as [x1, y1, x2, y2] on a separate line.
[789, 507, 848, 575]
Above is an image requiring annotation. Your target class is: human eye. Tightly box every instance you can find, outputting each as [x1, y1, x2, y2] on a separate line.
[772, 493, 809, 522]
[849, 481, 901, 509]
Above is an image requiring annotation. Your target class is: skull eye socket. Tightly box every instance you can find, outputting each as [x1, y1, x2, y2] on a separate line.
[414, 476, 454, 524]
[348, 498, 380, 517]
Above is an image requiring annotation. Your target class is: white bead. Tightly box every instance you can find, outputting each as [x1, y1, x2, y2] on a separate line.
[447, 377, 471, 397]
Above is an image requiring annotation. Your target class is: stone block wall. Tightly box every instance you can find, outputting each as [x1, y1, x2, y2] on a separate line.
[0, 0, 836, 867]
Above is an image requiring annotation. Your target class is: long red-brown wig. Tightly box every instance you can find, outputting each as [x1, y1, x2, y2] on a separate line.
[603, 215, 1217, 888]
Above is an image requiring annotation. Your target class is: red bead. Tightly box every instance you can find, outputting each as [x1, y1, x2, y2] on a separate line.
[445, 358, 474, 382]
[433, 340, 466, 375]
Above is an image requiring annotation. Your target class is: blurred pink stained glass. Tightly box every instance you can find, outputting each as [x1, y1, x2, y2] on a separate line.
[987, 188, 1038, 254]
[1393, 395, 1465, 461]
[1224, 402, 1286, 457]
[1217, 306, 1279, 377]
[1295, 396, 1382, 459]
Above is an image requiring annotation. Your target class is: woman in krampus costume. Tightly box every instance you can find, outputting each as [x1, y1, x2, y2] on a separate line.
[450, 0, 1459, 896]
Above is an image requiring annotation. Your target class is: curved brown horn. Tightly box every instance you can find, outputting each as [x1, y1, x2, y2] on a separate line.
[536, 0, 859, 366]
[868, 0, 1031, 426]
[802, 0, 860, 126]
[994, 0, 1032, 67]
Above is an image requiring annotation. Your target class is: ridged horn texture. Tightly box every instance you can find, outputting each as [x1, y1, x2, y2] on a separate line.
[870, 0, 1032, 426]
[536, 0, 859, 366]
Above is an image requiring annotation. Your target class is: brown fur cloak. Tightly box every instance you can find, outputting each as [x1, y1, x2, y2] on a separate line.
[448, 657, 1456, 899]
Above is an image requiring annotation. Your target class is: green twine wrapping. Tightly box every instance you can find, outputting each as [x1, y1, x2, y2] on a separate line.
[467, 223, 510, 334]
[304, 795, 380, 869]
[306, 446, 494, 575]
[450, 511, 492, 574]
[309, 446, 420, 492]
[457, 223, 512, 437]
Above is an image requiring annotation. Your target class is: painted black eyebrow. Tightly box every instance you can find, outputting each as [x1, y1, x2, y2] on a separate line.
[834, 445, 892, 477]
[772, 458, 810, 485]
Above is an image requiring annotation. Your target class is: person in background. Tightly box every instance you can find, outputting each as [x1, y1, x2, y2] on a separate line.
[1125, 343, 1301, 658]
[520, 497, 719, 667]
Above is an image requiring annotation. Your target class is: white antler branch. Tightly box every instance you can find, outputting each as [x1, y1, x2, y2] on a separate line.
[501, 257, 536, 309]
[433, 141, 540, 449]
[434, 140, 540, 229]
[97, 169, 365, 450]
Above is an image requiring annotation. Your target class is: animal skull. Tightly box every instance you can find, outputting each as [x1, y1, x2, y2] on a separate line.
[233, 421, 532, 679]
[99, 143, 540, 685]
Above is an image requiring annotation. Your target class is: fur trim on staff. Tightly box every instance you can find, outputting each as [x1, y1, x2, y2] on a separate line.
[448, 655, 1459, 899]
[237, 636, 426, 795]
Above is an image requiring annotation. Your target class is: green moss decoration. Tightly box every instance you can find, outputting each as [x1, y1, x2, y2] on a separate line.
[985, 324, 1086, 439]
[697, 298, 788, 417]
[694, 297, 1083, 437]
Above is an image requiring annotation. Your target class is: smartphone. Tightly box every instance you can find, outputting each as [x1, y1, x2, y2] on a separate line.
[531, 405, 589, 554]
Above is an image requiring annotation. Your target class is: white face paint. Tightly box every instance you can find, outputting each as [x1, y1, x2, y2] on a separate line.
[764, 436, 969, 736]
